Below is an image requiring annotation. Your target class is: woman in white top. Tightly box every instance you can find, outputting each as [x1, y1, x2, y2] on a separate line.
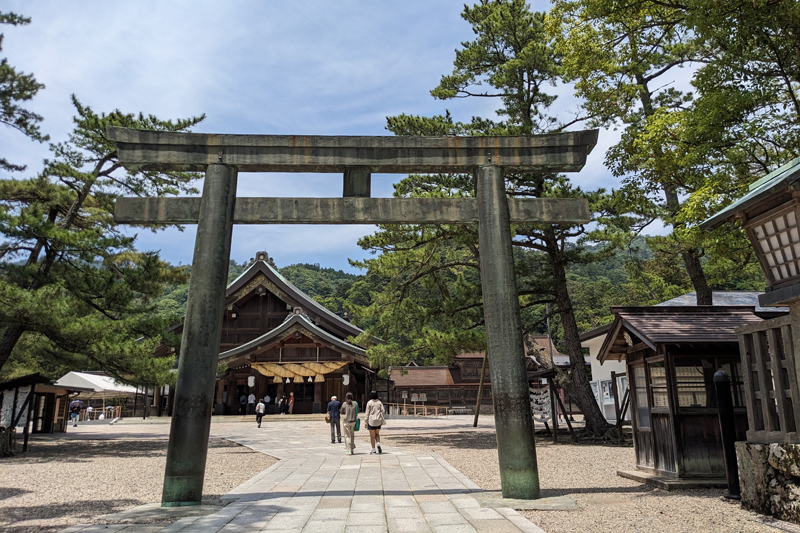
[365, 391, 385, 454]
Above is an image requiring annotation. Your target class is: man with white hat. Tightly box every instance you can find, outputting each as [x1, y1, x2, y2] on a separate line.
[326, 395, 342, 444]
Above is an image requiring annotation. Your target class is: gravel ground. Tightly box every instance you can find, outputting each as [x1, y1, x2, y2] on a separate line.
[382, 432, 778, 533]
[0, 437, 275, 533]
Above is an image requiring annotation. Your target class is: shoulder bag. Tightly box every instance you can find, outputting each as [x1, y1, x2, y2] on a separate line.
[354, 401, 361, 431]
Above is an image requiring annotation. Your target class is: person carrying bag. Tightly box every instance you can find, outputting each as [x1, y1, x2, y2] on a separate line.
[365, 391, 385, 454]
[341, 392, 359, 455]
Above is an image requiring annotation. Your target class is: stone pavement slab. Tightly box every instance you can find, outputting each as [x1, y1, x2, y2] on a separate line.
[61, 421, 547, 533]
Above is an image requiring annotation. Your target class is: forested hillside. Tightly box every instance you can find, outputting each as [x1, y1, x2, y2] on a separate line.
[154, 260, 360, 319]
[154, 236, 766, 353]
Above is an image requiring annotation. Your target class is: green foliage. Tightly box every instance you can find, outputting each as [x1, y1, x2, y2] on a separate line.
[280, 263, 360, 313]
[154, 260, 359, 318]
[349, 2, 624, 444]
[548, 0, 794, 304]
[0, 11, 47, 172]
[0, 97, 204, 385]
[432, 0, 559, 132]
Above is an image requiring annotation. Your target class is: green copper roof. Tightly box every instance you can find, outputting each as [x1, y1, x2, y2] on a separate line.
[701, 157, 800, 229]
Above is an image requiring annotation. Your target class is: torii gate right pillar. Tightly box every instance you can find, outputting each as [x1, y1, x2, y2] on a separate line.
[477, 165, 539, 499]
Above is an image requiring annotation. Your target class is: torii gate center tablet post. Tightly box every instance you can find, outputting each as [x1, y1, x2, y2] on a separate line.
[108, 127, 598, 506]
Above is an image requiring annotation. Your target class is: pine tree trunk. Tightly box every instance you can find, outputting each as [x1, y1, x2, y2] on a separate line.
[663, 188, 712, 305]
[0, 326, 25, 371]
[637, 76, 714, 307]
[681, 250, 713, 305]
[543, 228, 610, 436]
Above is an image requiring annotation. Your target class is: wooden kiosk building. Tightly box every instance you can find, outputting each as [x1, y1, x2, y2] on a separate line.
[598, 305, 784, 480]
[159, 252, 374, 415]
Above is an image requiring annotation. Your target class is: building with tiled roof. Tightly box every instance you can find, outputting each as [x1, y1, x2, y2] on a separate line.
[155, 251, 376, 415]
[387, 336, 588, 414]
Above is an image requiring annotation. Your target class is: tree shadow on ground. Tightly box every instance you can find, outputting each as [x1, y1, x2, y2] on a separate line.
[386, 432, 499, 450]
[540, 485, 653, 497]
[0, 499, 142, 529]
[1, 437, 245, 464]
[385, 431, 632, 450]
[540, 485, 734, 501]
[0, 487, 33, 501]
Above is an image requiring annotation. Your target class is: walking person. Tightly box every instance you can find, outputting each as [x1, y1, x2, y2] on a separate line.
[264, 393, 271, 414]
[68, 399, 82, 427]
[247, 391, 256, 415]
[288, 392, 295, 414]
[341, 392, 359, 455]
[366, 391, 385, 454]
[327, 395, 342, 443]
[278, 394, 287, 415]
[255, 399, 266, 428]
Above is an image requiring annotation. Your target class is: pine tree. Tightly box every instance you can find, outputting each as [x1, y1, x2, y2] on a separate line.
[0, 96, 203, 385]
[351, 0, 612, 436]
[0, 11, 47, 172]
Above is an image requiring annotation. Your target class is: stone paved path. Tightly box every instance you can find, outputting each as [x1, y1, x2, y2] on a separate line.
[62, 421, 544, 533]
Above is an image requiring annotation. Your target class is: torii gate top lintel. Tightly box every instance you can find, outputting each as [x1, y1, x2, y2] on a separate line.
[107, 126, 599, 174]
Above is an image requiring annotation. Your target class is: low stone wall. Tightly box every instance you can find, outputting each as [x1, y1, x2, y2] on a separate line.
[737, 442, 800, 523]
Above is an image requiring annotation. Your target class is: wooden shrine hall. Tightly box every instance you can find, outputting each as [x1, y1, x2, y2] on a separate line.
[597, 305, 786, 482]
[159, 251, 374, 415]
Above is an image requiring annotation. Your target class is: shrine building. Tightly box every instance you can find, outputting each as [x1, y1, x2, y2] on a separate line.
[157, 252, 375, 415]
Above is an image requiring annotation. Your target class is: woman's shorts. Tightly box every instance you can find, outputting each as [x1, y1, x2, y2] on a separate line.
[367, 423, 382, 431]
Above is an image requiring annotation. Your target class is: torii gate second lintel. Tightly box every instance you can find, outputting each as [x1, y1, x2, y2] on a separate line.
[108, 127, 598, 506]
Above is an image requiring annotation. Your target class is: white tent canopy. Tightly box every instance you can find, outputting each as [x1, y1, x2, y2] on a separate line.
[55, 372, 139, 400]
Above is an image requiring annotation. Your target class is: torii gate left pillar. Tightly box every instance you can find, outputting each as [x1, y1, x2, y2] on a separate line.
[108, 127, 598, 505]
[161, 164, 237, 504]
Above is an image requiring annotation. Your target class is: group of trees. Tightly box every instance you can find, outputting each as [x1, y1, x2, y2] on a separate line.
[345, 0, 793, 436]
[1, 2, 794, 437]
[0, 11, 204, 386]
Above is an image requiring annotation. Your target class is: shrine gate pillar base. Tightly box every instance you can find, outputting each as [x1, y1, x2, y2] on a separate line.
[476, 165, 540, 500]
[162, 163, 238, 506]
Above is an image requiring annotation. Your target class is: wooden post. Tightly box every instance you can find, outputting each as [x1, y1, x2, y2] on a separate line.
[549, 379, 558, 444]
[473, 352, 488, 427]
[22, 391, 34, 452]
[554, 388, 577, 442]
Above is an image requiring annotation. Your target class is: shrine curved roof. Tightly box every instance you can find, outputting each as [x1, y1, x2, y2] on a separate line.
[225, 258, 364, 340]
[218, 312, 367, 363]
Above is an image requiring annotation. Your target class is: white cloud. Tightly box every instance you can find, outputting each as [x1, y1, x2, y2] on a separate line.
[1, 0, 637, 272]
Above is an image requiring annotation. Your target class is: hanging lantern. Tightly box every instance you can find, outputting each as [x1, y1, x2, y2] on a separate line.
[342, 374, 350, 386]
[247, 376, 255, 388]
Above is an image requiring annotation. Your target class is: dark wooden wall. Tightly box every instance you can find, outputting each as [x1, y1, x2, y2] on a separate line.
[220, 292, 290, 352]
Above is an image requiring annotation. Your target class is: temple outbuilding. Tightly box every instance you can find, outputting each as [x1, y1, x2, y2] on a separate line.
[597, 305, 785, 484]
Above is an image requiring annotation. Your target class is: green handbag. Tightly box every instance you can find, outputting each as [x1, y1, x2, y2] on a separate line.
[354, 401, 361, 431]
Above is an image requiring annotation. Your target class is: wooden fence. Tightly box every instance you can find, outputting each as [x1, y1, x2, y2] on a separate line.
[385, 403, 450, 417]
[737, 314, 800, 443]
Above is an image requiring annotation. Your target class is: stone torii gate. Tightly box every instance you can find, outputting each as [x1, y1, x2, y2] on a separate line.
[107, 127, 598, 506]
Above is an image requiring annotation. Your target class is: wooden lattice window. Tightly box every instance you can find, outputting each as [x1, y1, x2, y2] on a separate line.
[746, 201, 800, 289]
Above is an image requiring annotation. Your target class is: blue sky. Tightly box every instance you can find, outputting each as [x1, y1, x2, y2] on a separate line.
[2, 1, 632, 272]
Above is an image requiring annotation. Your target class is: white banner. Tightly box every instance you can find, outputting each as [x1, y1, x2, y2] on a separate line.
[530, 386, 551, 423]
